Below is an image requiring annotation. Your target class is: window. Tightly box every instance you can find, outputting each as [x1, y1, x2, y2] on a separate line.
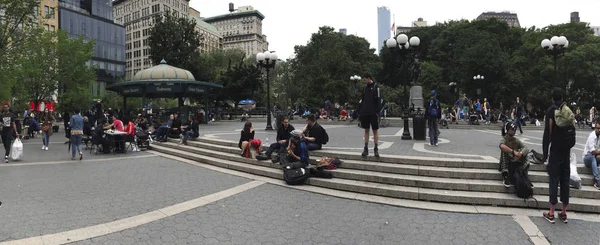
[45, 24, 49, 31]
[152, 4, 159, 13]
[44, 6, 49, 17]
[50, 7, 55, 19]
[50, 25, 55, 31]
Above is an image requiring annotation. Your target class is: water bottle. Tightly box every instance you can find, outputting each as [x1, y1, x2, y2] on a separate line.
[266, 137, 269, 146]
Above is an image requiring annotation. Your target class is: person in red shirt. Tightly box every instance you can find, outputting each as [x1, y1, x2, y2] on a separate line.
[104, 114, 124, 131]
[339, 108, 348, 121]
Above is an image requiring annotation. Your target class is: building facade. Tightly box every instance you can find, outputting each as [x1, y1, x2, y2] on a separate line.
[188, 8, 223, 54]
[570, 12, 580, 23]
[591, 26, 600, 36]
[58, 0, 126, 98]
[377, 6, 391, 53]
[202, 5, 267, 58]
[113, 0, 190, 79]
[339, 28, 347, 35]
[476, 11, 520, 28]
[36, 0, 59, 31]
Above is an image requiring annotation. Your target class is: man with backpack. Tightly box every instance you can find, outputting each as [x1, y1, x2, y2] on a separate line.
[542, 88, 575, 224]
[302, 114, 327, 151]
[358, 73, 382, 157]
[425, 90, 441, 146]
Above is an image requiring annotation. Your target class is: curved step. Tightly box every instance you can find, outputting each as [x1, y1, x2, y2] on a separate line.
[149, 144, 600, 213]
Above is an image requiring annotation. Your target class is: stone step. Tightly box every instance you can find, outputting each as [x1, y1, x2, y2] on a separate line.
[150, 144, 600, 213]
[190, 137, 593, 175]
[156, 142, 600, 200]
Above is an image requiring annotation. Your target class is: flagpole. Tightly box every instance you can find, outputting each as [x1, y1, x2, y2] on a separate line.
[393, 14, 396, 36]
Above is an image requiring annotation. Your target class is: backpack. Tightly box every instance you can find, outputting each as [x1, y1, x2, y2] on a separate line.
[513, 165, 534, 199]
[282, 160, 310, 185]
[321, 126, 329, 145]
[428, 99, 440, 118]
[553, 103, 576, 150]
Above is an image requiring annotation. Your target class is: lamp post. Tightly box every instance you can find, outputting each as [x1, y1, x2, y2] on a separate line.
[473, 74, 484, 96]
[256, 51, 278, 131]
[350, 75, 361, 100]
[541, 36, 569, 88]
[448, 82, 457, 102]
[385, 33, 420, 140]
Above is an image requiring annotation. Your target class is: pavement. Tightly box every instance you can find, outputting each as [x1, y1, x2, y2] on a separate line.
[0, 122, 598, 245]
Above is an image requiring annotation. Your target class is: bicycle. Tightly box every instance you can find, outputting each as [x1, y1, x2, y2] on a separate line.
[379, 109, 389, 128]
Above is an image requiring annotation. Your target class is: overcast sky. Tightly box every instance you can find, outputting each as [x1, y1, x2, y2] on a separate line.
[190, 0, 600, 60]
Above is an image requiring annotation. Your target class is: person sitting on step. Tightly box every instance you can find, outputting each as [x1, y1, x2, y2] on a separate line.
[302, 114, 325, 151]
[284, 129, 309, 166]
[265, 117, 294, 159]
[499, 122, 529, 188]
[239, 121, 255, 157]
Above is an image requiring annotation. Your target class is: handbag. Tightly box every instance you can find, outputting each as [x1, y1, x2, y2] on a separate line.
[42, 125, 50, 132]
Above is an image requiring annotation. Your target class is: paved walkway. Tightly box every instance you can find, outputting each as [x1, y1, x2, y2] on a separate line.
[0, 122, 598, 245]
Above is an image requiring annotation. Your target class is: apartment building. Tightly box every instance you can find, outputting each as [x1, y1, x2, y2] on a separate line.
[36, 0, 59, 31]
[188, 7, 223, 54]
[113, 0, 190, 79]
[476, 11, 521, 28]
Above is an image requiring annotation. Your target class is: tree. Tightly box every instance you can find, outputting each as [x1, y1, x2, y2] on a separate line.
[148, 12, 201, 71]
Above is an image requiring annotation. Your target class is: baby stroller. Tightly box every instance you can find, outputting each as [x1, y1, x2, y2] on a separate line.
[135, 127, 151, 150]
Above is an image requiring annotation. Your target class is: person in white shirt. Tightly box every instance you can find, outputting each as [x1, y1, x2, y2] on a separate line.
[582, 121, 600, 190]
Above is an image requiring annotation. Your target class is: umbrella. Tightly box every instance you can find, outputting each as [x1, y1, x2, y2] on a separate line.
[238, 99, 255, 105]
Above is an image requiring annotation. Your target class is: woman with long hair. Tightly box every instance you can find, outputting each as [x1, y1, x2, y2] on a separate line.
[39, 108, 54, 151]
[238, 121, 254, 156]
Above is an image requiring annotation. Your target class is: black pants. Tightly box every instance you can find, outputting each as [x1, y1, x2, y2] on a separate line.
[1, 131, 13, 157]
[548, 150, 571, 205]
[266, 141, 288, 156]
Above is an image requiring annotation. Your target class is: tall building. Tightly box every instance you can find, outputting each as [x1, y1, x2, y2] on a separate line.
[202, 4, 268, 58]
[396, 18, 428, 34]
[113, 0, 191, 79]
[187, 7, 223, 54]
[339, 28, 347, 35]
[413, 17, 427, 27]
[377, 6, 391, 53]
[37, 0, 59, 31]
[58, 0, 125, 98]
[476, 11, 520, 28]
[590, 26, 600, 36]
[570, 12, 580, 23]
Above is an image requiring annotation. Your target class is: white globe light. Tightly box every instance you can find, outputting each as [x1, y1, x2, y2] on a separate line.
[564, 40, 569, 48]
[386, 38, 397, 48]
[350, 76, 354, 80]
[541, 39, 551, 49]
[558, 36, 567, 46]
[409, 36, 420, 47]
[270, 52, 278, 61]
[264, 52, 272, 60]
[396, 34, 409, 45]
[550, 36, 559, 46]
[473, 76, 477, 80]
[481, 76, 485, 80]
[256, 52, 265, 62]
[403, 43, 410, 49]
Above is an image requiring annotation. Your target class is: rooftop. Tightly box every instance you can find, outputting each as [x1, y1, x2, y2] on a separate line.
[113, 0, 190, 6]
[202, 9, 265, 23]
[191, 16, 219, 34]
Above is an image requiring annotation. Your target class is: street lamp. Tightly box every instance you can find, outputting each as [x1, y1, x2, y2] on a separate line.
[385, 33, 420, 140]
[541, 36, 569, 88]
[473, 75, 484, 96]
[448, 82, 458, 102]
[256, 51, 278, 131]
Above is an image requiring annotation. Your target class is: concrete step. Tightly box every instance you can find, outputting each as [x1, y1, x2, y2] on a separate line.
[156, 142, 600, 200]
[190, 137, 593, 175]
[150, 144, 600, 213]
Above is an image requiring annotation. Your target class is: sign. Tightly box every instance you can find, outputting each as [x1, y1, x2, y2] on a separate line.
[123, 86, 142, 95]
[187, 85, 205, 94]
[147, 84, 183, 93]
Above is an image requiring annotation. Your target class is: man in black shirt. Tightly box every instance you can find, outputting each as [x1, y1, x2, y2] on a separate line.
[303, 114, 324, 151]
[1, 104, 18, 163]
[358, 73, 381, 157]
[541, 88, 571, 224]
[512, 97, 524, 134]
[181, 116, 199, 145]
[266, 117, 295, 157]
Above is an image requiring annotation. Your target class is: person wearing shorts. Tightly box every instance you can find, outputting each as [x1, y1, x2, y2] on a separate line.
[358, 73, 381, 158]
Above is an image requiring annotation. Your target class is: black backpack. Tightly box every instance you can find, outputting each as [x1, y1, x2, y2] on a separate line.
[321, 126, 329, 145]
[282, 160, 310, 185]
[513, 165, 533, 199]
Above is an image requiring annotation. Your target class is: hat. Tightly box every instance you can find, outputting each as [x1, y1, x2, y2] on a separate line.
[291, 129, 303, 138]
[431, 90, 436, 96]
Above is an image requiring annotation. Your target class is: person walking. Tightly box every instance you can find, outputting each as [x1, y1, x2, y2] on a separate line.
[542, 88, 574, 224]
[69, 109, 84, 160]
[512, 97, 524, 134]
[39, 108, 54, 151]
[1, 104, 18, 163]
[358, 73, 382, 158]
[425, 90, 441, 146]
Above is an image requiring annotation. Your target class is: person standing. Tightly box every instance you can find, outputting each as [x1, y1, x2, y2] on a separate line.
[39, 108, 54, 151]
[542, 88, 573, 224]
[70, 109, 84, 160]
[425, 90, 441, 146]
[512, 97, 524, 134]
[358, 73, 381, 158]
[1, 104, 18, 163]
[582, 119, 600, 189]
[483, 98, 491, 125]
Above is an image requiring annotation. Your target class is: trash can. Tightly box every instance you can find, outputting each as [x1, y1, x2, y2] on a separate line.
[413, 114, 427, 140]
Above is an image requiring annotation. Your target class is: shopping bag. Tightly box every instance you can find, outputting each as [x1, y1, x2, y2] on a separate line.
[569, 152, 581, 189]
[10, 138, 23, 161]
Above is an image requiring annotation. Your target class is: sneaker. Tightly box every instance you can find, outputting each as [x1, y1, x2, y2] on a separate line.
[594, 181, 600, 190]
[42, 146, 45, 150]
[71, 156, 75, 160]
[361, 147, 368, 157]
[4, 156, 7, 163]
[374, 148, 379, 158]
[503, 176, 510, 188]
[45, 146, 48, 151]
[79, 152, 83, 160]
[558, 212, 568, 223]
[543, 212, 555, 224]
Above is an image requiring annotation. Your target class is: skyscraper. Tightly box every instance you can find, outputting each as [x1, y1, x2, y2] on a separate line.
[377, 6, 391, 54]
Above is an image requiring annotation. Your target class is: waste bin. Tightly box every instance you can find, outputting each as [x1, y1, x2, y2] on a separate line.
[413, 114, 427, 140]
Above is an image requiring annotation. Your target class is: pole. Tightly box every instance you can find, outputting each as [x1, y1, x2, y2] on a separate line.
[265, 67, 273, 130]
[553, 54, 558, 88]
[401, 84, 412, 140]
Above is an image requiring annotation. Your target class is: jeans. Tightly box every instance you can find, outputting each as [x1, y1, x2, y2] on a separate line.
[548, 151, 571, 205]
[71, 134, 83, 157]
[306, 142, 321, 151]
[266, 141, 288, 156]
[42, 131, 50, 147]
[182, 131, 198, 144]
[155, 126, 168, 139]
[1, 131, 13, 157]
[428, 119, 439, 145]
[515, 118, 523, 134]
[583, 154, 599, 183]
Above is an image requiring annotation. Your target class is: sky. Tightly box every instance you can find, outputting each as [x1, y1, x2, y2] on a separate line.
[190, 0, 600, 60]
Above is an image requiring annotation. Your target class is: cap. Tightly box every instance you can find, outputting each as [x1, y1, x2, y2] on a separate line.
[291, 129, 303, 138]
[431, 90, 436, 96]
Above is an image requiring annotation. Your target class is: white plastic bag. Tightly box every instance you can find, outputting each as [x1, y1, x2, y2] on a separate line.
[10, 138, 23, 161]
[569, 152, 581, 189]
[535, 119, 541, 127]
